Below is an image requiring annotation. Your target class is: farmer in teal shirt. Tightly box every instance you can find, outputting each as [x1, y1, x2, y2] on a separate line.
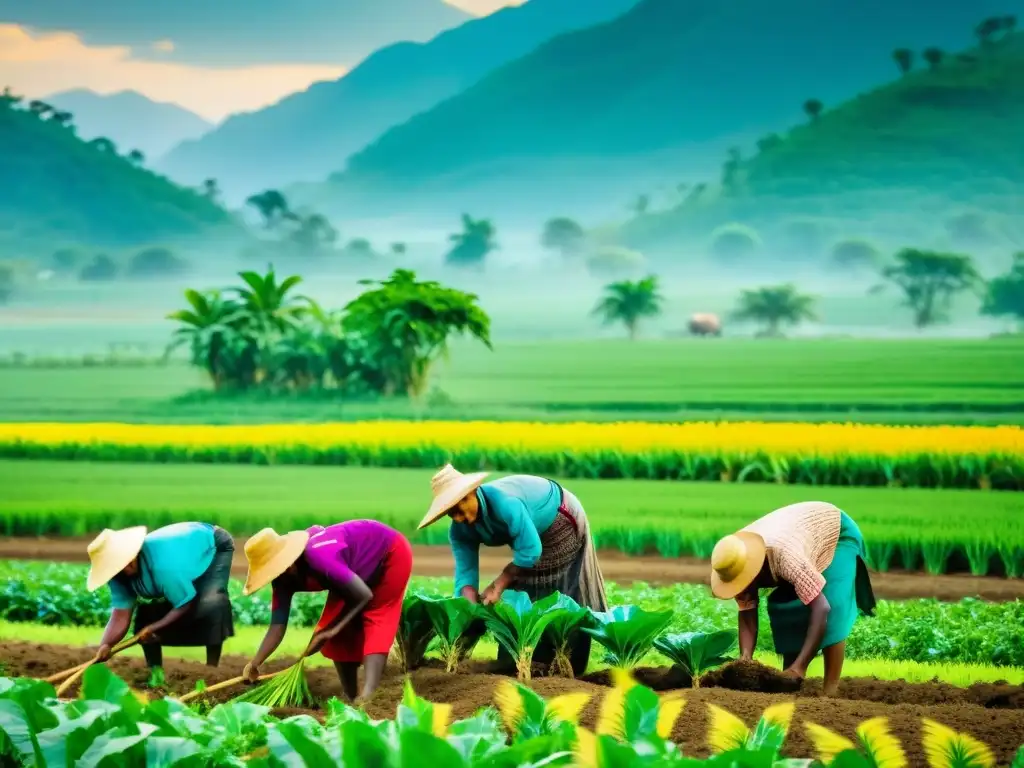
[86, 522, 235, 677]
[419, 465, 608, 675]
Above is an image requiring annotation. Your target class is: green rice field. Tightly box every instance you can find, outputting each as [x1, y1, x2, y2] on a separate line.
[0, 337, 1022, 424]
[1, 460, 1020, 575]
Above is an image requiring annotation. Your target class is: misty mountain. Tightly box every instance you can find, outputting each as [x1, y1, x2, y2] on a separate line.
[0, 96, 232, 250]
[621, 29, 1024, 255]
[45, 89, 213, 160]
[157, 0, 641, 199]
[312, 0, 1020, 224]
[0, 0, 471, 68]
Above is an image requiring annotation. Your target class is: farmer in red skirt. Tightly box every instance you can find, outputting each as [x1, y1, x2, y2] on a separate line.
[240, 520, 412, 702]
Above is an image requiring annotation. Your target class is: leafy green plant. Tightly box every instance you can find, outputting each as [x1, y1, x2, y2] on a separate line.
[422, 596, 484, 673]
[394, 592, 438, 672]
[653, 631, 736, 687]
[481, 591, 561, 681]
[540, 593, 594, 678]
[583, 606, 674, 671]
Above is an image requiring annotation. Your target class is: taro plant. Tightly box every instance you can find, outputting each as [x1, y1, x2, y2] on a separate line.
[541, 593, 594, 678]
[394, 592, 438, 672]
[573, 668, 686, 766]
[804, 715, 908, 767]
[707, 700, 796, 756]
[653, 630, 737, 687]
[492, 678, 589, 744]
[422, 596, 485, 673]
[482, 591, 561, 681]
[582, 606, 674, 671]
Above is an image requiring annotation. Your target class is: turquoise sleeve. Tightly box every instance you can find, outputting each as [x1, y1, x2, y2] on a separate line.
[491, 491, 542, 568]
[108, 579, 136, 611]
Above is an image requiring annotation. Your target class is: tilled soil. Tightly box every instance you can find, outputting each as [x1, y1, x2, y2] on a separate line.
[2, 538, 1023, 602]
[4, 643, 1023, 766]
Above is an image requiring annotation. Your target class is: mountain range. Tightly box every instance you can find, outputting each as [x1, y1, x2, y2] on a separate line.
[156, 0, 640, 199]
[45, 89, 213, 161]
[304, 0, 1019, 224]
[0, 96, 232, 251]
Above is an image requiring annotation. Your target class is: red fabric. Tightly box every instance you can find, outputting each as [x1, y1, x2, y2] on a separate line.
[314, 533, 413, 663]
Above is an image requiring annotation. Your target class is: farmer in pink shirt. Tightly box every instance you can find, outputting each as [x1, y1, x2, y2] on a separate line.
[240, 520, 412, 702]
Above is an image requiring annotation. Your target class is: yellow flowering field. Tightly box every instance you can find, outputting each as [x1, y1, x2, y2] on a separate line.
[0, 421, 1019, 490]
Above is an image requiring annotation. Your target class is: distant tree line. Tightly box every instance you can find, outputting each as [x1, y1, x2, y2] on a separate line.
[587, 248, 1024, 339]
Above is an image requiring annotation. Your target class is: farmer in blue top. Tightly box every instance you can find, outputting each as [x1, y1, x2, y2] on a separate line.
[86, 523, 235, 676]
[419, 465, 608, 675]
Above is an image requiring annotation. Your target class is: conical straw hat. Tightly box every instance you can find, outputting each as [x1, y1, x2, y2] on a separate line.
[86, 526, 148, 591]
[709, 531, 766, 599]
[242, 527, 310, 595]
[418, 464, 489, 530]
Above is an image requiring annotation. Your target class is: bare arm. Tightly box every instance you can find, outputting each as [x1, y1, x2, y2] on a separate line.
[97, 609, 133, 657]
[307, 575, 373, 653]
[460, 586, 481, 603]
[142, 602, 194, 636]
[482, 562, 522, 605]
[787, 592, 831, 675]
[251, 623, 288, 668]
[737, 608, 759, 660]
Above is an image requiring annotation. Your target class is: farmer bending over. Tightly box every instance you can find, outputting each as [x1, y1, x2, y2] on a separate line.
[709, 501, 876, 696]
[419, 464, 608, 676]
[87, 522, 235, 675]
[241, 520, 412, 702]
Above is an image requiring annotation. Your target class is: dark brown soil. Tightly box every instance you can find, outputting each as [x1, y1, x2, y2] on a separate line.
[3, 537, 1023, 602]
[4, 643, 1023, 766]
[701, 660, 804, 694]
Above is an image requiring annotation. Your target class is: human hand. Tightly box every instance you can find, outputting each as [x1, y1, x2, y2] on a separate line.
[781, 666, 806, 682]
[96, 644, 113, 662]
[481, 581, 504, 606]
[243, 662, 260, 684]
[137, 625, 160, 644]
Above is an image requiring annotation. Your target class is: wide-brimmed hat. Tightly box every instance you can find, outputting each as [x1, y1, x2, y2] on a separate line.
[709, 531, 767, 599]
[87, 526, 148, 592]
[242, 528, 310, 595]
[417, 463, 490, 530]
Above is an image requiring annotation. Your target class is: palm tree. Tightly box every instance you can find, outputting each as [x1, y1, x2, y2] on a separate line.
[165, 289, 250, 389]
[733, 284, 817, 337]
[233, 267, 311, 338]
[445, 214, 497, 268]
[592, 275, 664, 340]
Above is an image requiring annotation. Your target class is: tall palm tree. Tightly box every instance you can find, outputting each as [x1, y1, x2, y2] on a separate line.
[592, 275, 664, 340]
[732, 284, 817, 337]
[165, 289, 249, 389]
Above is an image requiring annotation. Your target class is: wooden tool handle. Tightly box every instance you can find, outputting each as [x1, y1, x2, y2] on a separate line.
[177, 671, 279, 704]
[45, 634, 142, 686]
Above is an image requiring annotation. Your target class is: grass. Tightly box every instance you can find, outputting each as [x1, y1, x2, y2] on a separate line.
[3, 621, 1020, 688]
[0, 337, 1022, 425]
[0, 460, 1020, 574]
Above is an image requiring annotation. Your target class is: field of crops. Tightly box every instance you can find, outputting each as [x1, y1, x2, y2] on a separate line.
[1, 337, 1022, 426]
[2, 461, 1022, 577]
[1, 420, 1020, 491]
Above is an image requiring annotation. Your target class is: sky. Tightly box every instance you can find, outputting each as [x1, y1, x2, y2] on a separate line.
[0, 0, 523, 122]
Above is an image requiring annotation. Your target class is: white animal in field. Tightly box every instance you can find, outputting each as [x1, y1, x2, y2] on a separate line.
[688, 312, 722, 337]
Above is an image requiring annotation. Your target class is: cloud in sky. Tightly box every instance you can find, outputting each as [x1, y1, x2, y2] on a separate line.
[443, 0, 525, 16]
[0, 24, 347, 121]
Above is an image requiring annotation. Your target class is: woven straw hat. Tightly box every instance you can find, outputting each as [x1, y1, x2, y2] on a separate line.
[709, 531, 767, 599]
[242, 527, 310, 595]
[417, 464, 490, 530]
[86, 526, 148, 592]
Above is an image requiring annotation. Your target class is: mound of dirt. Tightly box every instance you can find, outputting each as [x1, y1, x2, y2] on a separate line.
[5, 643, 1024, 765]
[702, 660, 804, 694]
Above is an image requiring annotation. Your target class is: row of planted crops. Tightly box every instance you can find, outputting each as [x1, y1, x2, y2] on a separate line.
[5, 662, 1019, 768]
[0, 421, 1021, 489]
[4, 563, 1024, 669]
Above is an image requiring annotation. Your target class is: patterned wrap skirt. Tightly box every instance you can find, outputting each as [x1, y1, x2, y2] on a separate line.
[766, 511, 877, 656]
[134, 526, 236, 647]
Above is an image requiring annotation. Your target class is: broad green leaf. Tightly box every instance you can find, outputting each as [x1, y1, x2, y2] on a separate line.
[76, 722, 158, 768]
[0, 699, 43, 765]
[144, 736, 203, 767]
